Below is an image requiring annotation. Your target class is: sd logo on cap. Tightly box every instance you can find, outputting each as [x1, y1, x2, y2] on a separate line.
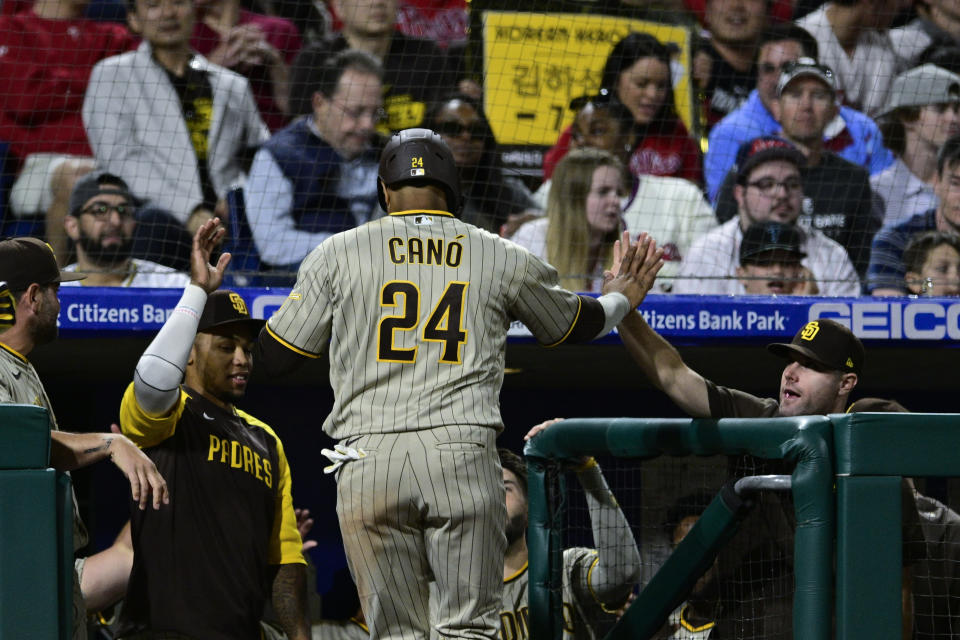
[768, 318, 864, 374]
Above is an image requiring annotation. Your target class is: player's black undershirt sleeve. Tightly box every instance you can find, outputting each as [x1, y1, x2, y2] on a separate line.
[255, 326, 311, 377]
[562, 295, 606, 344]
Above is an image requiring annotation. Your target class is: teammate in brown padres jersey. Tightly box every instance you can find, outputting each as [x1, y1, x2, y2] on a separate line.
[498, 446, 641, 640]
[255, 128, 663, 640]
[116, 220, 308, 640]
[0, 237, 168, 640]
[528, 239, 867, 636]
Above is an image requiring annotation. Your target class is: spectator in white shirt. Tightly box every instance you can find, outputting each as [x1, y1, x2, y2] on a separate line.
[61, 172, 189, 288]
[795, 0, 903, 116]
[674, 136, 860, 295]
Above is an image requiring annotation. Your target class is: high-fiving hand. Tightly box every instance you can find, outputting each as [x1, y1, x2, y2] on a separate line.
[189, 217, 232, 294]
[601, 231, 664, 308]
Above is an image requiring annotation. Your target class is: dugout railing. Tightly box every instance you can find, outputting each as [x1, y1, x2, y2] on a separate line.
[524, 413, 960, 640]
[0, 404, 74, 640]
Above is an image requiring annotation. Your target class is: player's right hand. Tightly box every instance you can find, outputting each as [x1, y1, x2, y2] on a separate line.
[189, 216, 232, 294]
[107, 430, 170, 511]
[602, 231, 663, 309]
[523, 417, 563, 441]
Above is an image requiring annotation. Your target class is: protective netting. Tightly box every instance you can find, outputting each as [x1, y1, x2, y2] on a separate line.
[553, 456, 960, 639]
[2, 0, 958, 294]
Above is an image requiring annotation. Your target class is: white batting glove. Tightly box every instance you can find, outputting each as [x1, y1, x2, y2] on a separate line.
[321, 444, 367, 474]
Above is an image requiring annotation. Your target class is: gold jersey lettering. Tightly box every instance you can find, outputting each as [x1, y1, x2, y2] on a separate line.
[386, 237, 464, 267]
[205, 435, 274, 488]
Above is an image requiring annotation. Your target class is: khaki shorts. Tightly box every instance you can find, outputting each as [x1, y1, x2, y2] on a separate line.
[9, 153, 93, 217]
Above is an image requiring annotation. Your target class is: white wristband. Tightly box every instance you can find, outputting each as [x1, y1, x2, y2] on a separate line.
[594, 292, 631, 339]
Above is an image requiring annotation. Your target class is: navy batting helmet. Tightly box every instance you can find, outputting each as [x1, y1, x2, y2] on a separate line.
[377, 128, 462, 214]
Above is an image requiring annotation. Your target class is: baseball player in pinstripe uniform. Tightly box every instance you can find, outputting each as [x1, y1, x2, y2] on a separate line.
[0, 237, 168, 639]
[256, 128, 663, 640]
[498, 446, 641, 640]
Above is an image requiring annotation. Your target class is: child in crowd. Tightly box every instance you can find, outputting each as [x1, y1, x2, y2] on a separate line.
[903, 230, 960, 296]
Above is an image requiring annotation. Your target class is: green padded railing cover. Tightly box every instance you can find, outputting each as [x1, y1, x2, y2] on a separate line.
[0, 404, 50, 469]
[524, 416, 834, 640]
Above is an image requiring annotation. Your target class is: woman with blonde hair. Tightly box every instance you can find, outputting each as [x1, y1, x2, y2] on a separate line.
[511, 148, 626, 292]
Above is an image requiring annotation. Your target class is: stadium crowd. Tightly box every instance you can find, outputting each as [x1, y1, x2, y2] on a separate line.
[4, 0, 960, 638]
[3, 0, 960, 295]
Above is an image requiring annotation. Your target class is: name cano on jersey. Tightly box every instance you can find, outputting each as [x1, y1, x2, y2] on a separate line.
[206, 434, 273, 487]
[387, 236, 464, 267]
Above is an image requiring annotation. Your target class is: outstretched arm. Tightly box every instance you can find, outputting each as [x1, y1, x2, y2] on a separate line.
[50, 430, 168, 510]
[523, 419, 642, 609]
[618, 311, 710, 417]
[132, 219, 231, 414]
[577, 458, 642, 607]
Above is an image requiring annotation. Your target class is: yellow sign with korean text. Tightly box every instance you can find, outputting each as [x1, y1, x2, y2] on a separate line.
[482, 12, 695, 146]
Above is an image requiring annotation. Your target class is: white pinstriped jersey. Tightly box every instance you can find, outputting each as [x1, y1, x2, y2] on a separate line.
[499, 549, 619, 640]
[266, 210, 584, 439]
[310, 617, 369, 640]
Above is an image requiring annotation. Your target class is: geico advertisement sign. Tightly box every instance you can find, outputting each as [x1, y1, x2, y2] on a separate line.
[810, 301, 960, 340]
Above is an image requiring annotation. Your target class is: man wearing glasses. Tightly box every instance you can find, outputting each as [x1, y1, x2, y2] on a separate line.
[60, 172, 190, 288]
[673, 136, 860, 295]
[705, 23, 893, 202]
[246, 48, 385, 277]
[712, 59, 881, 279]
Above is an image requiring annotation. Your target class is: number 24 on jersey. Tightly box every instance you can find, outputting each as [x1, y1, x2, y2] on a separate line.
[377, 280, 468, 365]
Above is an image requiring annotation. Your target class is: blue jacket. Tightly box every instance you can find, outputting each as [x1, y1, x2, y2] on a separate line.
[705, 90, 895, 202]
[866, 208, 937, 293]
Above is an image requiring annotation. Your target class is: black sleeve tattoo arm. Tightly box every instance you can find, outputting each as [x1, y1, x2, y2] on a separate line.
[272, 563, 310, 640]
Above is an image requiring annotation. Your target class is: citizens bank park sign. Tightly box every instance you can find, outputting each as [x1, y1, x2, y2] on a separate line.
[57, 289, 960, 344]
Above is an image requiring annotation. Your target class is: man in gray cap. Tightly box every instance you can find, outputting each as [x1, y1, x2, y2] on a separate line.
[61, 171, 190, 287]
[869, 133, 960, 295]
[873, 64, 960, 228]
[0, 236, 169, 639]
[713, 58, 881, 279]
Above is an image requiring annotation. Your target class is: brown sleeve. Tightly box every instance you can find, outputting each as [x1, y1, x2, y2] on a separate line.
[560, 296, 606, 345]
[706, 379, 780, 418]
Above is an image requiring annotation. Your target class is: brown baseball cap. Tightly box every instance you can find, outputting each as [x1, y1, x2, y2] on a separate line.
[767, 318, 864, 374]
[197, 290, 265, 334]
[0, 237, 85, 291]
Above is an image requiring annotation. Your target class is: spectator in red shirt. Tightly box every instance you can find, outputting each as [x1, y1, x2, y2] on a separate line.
[190, 0, 302, 132]
[543, 32, 702, 186]
[0, 0, 135, 261]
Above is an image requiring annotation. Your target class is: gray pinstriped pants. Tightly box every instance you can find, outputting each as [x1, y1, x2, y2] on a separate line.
[336, 425, 506, 640]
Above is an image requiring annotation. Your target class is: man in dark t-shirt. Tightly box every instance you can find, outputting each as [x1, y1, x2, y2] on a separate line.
[530, 310, 865, 636]
[698, 0, 767, 128]
[322, 0, 455, 133]
[713, 58, 880, 278]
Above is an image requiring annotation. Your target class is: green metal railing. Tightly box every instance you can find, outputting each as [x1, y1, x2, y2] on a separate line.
[525, 412, 960, 640]
[524, 416, 834, 640]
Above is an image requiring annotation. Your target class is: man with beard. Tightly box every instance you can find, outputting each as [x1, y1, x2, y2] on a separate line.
[61, 172, 190, 287]
[0, 236, 169, 639]
[497, 447, 641, 640]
